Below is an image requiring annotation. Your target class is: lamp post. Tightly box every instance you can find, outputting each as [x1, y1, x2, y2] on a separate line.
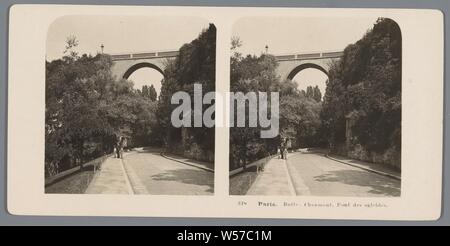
[100, 44, 104, 54]
[265, 45, 269, 54]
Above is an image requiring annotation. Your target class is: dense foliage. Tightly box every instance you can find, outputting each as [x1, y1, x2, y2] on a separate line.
[157, 24, 216, 161]
[46, 43, 158, 176]
[321, 18, 401, 164]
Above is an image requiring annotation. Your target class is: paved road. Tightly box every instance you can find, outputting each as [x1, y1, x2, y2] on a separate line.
[287, 152, 400, 197]
[123, 151, 214, 195]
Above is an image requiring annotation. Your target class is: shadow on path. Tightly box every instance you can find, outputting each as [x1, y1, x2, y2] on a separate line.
[314, 169, 400, 196]
[151, 168, 214, 193]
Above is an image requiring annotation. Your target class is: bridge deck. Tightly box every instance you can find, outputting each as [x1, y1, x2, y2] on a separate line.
[111, 50, 179, 61]
[110, 50, 343, 61]
[275, 51, 343, 61]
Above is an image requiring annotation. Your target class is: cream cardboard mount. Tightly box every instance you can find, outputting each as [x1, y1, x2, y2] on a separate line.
[7, 5, 443, 220]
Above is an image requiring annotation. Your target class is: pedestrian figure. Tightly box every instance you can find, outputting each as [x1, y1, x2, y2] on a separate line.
[122, 137, 128, 152]
[279, 146, 284, 159]
[115, 138, 120, 158]
[279, 137, 287, 160]
[116, 136, 125, 159]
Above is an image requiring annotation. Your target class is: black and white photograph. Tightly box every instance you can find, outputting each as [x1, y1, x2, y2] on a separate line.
[7, 5, 443, 220]
[44, 16, 216, 195]
[229, 17, 402, 197]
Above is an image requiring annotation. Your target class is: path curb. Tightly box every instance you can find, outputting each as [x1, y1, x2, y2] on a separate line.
[285, 155, 311, 196]
[281, 159, 297, 196]
[122, 158, 149, 195]
[160, 152, 214, 173]
[325, 154, 401, 180]
[119, 158, 135, 195]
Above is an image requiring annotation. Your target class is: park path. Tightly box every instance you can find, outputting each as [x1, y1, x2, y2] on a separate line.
[246, 151, 400, 197]
[85, 150, 213, 195]
[85, 155, 133, 194]
[287, 152, 400, 196]
[123, 150, 214, 195]
[246, 158, 296, 196]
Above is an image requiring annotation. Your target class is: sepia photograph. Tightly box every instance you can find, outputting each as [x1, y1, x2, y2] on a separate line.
[229, 17, 402, 197]
[44, 16, 216, 195]
[7, 5, 443, 220]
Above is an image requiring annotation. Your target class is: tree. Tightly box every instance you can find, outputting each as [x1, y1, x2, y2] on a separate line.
[141, 85, 149, 98]
[157, 24, 216, 161]
[321, 18, 401, 164]
[229, 52, 278, 169]
[312, 85, 322, 102]
[301, 85, 321, 102]
[305, 86, 314, 99]
[45, 37, 161, 176]
[46, 51, 119, 175]
[278, 81, 322, 148]
[63, 35, 79, 60]
[148, 84, 157, 101]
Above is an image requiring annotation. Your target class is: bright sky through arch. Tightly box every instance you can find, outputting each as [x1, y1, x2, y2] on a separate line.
[128, 68, 164, 94]
[292, 68, 328, 99]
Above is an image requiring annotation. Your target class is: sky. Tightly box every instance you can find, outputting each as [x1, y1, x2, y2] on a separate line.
[232, 17, 379, 98]
[47, 15, 210, 93]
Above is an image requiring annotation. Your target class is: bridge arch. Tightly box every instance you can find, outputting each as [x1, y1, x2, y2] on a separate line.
[274, 51, 342, 82]
[286, 63, 329, 81]
[122, 62, 165, 79]
[110, 50, 178, 81]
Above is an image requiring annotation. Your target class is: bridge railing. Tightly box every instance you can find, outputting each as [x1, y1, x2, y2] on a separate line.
[275, 50, 344, 61]
[110, 50, 179, 61]
[110, 50, 343, 61]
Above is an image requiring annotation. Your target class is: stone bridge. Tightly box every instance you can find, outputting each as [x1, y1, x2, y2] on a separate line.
[110, 50, 179, 80]
[110, 49, 343, 81]
[275, 50, 343, 81]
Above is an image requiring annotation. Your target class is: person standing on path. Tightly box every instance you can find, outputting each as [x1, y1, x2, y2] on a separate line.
[116, 136, 125, 159]
[279, 137, 287, 160]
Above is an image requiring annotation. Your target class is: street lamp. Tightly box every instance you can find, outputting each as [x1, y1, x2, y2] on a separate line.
[100, 44, 104, 54]
[265, 45, 269, 54]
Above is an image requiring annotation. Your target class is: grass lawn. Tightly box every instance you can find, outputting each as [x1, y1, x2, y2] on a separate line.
[229, 166, 259, 195]
[45, 166, 96, 194]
